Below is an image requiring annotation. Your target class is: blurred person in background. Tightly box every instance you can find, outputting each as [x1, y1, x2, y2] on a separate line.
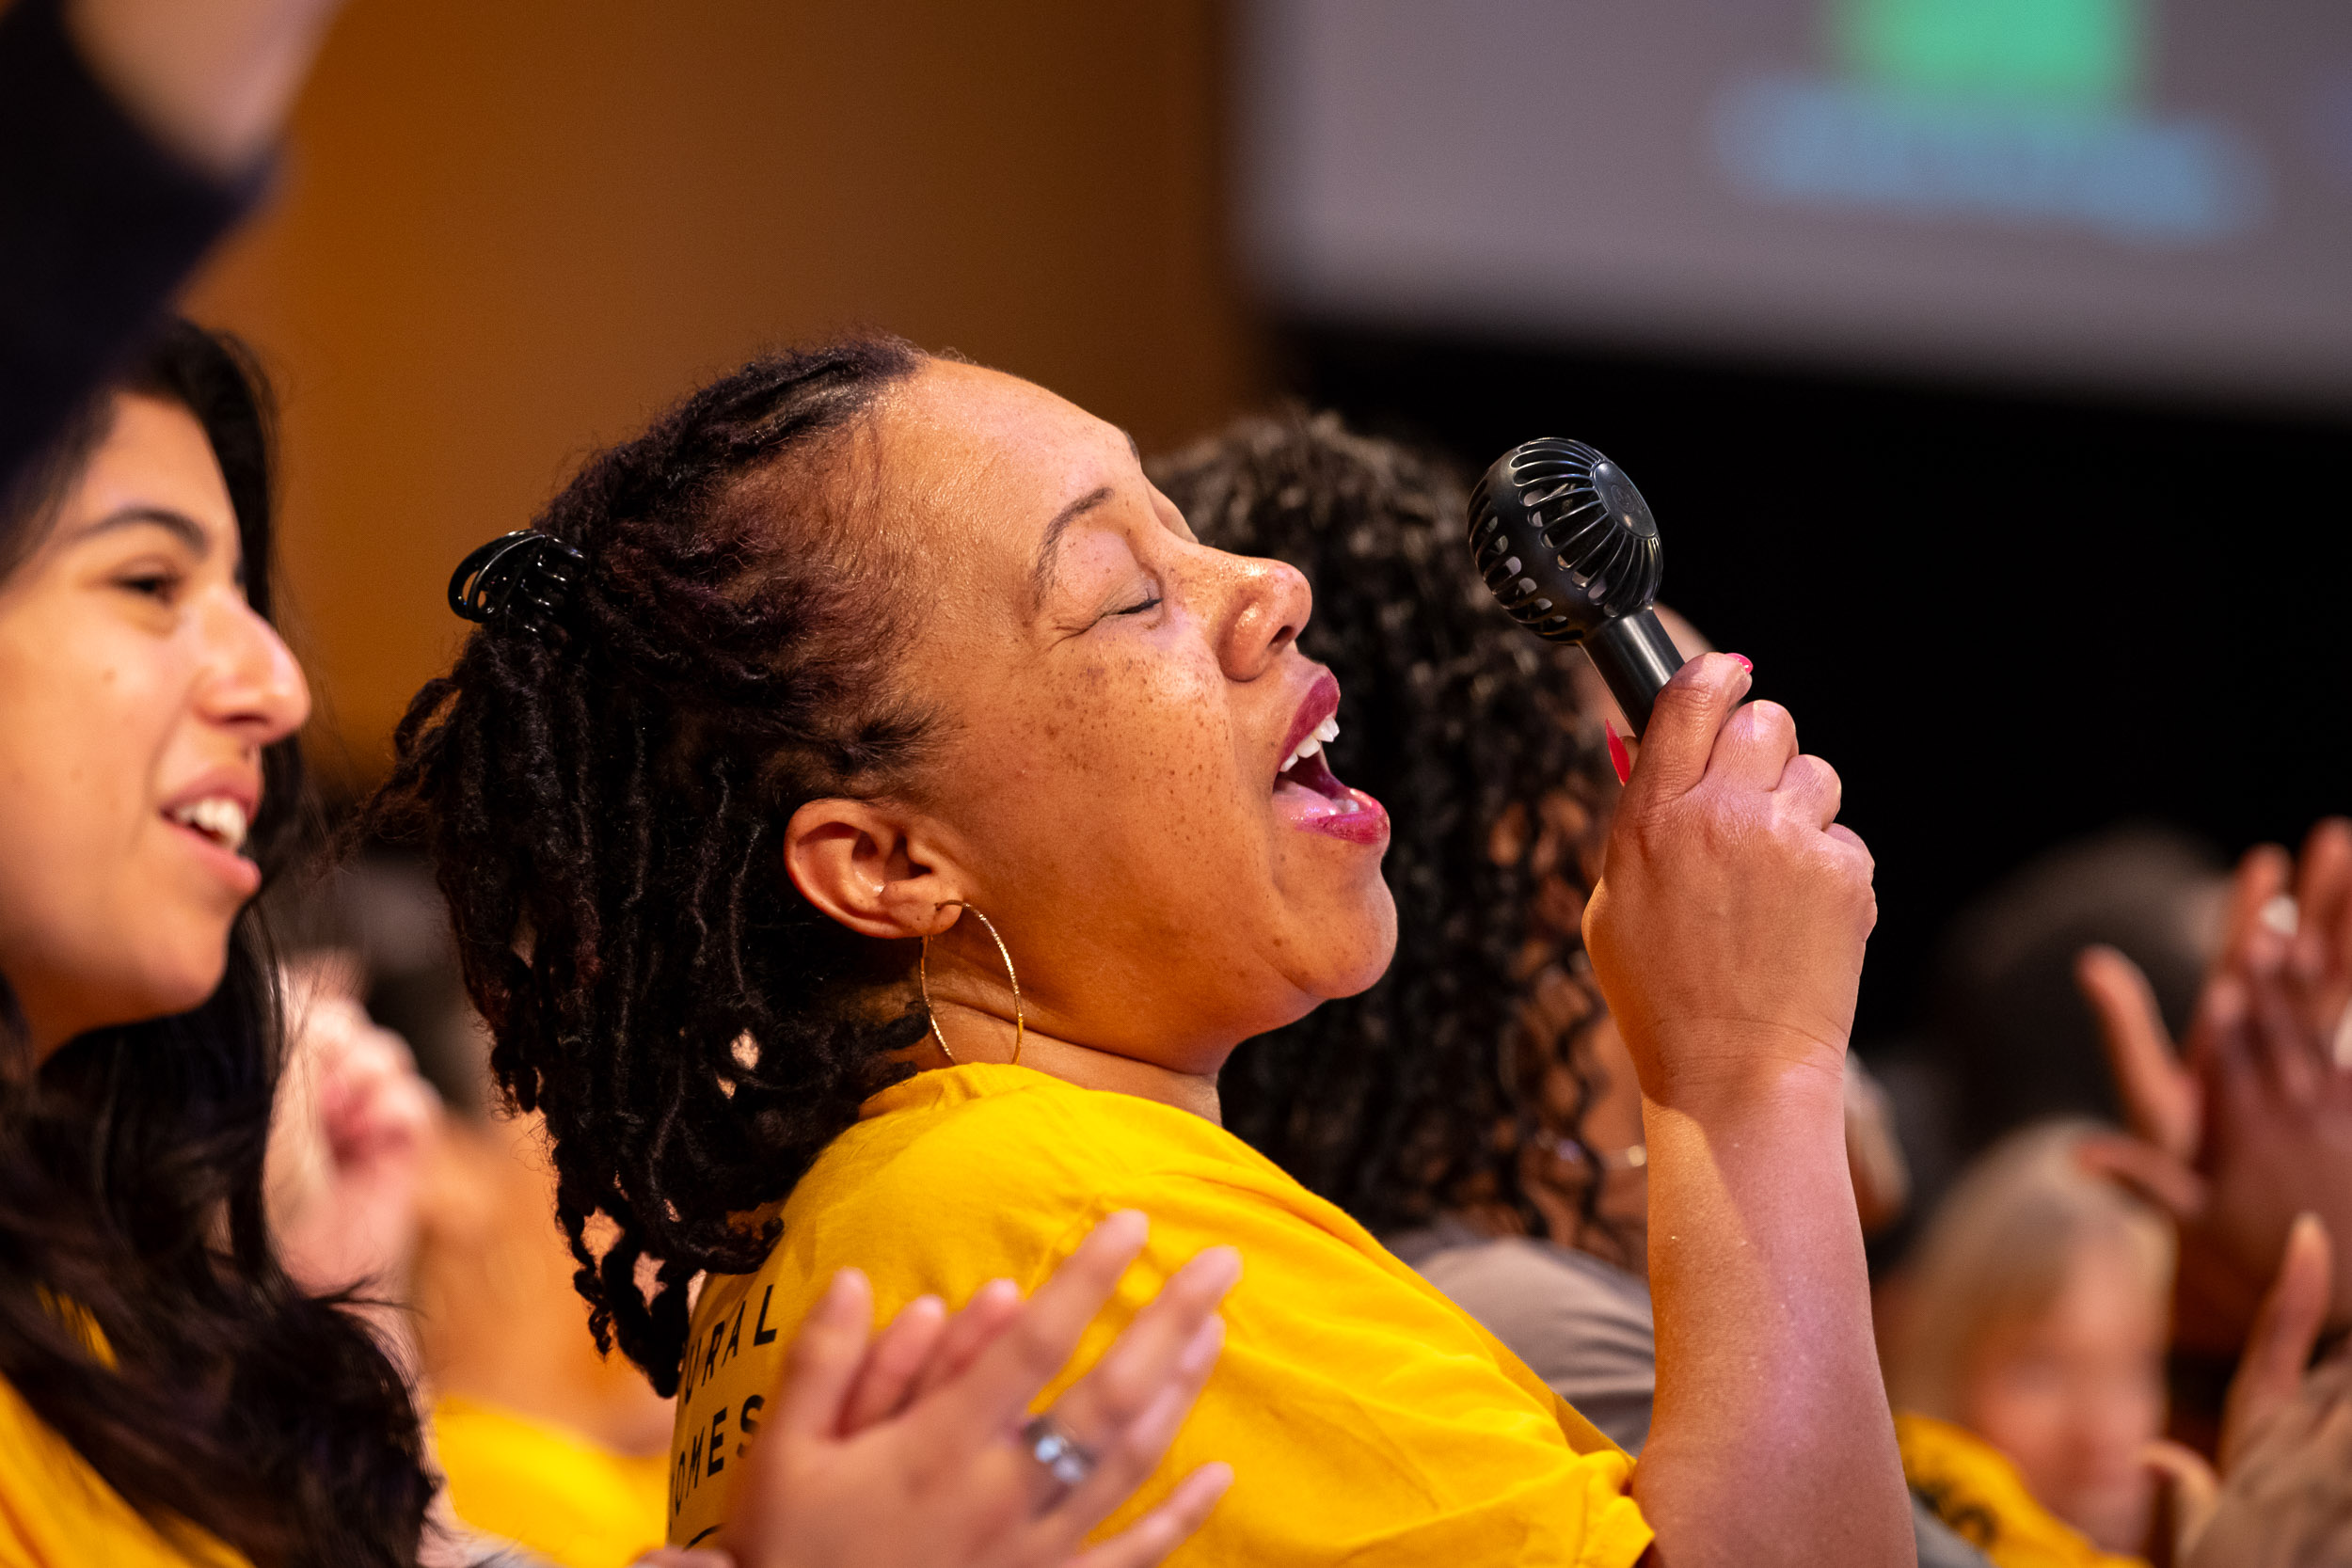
[1879, 1120, 2170, 1563]
[1891, 827, 2231, 1219]
[264, 954, 442, 1381]
[380, 341, 1913, 1566]
[1152, 407, 1962, 1563]
[272, 857, 675, 1567]
[2074, 817, 2352, 1448]
[417, 1101, 673, 1568]
[0, 319, 1238, 1568]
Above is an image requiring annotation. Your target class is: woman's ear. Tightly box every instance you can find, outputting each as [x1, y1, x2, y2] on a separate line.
[784, 797, 966, 941]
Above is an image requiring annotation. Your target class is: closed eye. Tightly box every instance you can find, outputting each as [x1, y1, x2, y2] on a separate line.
[1112, 594, 1162, 617]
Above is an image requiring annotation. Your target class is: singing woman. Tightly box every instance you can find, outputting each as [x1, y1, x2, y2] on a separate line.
[383, 339, 1912, 1567]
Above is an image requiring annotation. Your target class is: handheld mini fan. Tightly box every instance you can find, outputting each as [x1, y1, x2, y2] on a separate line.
[1465, 436, 1686, 734]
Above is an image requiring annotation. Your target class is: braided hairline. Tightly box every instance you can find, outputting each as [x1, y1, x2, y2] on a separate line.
[375, 339, 932, 1395]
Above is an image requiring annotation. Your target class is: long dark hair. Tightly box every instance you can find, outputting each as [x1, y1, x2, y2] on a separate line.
[0, 322, 433, 1567]
[372, 338, 932, 1396]
[1152, 408, 1625, 1251]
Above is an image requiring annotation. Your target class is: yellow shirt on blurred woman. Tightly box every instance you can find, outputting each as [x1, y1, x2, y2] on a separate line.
[1897, 1413, 2147, 1568]
[667, 1063, 1653, 1566]
[435, 1394, 668, 1568]
[0, 1376, 245, 1568]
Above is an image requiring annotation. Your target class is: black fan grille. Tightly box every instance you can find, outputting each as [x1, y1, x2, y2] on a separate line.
[1466, 438, 1661, 644]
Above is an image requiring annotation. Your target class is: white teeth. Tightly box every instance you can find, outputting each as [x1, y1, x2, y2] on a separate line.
[169, 797, 250, 852]
[1278, 713, 1342, 780]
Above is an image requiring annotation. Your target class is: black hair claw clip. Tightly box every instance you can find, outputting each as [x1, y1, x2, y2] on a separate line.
[448, 531, 585, 643]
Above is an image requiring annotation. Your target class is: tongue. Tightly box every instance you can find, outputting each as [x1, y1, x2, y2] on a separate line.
[1275, 752, 1366, 824]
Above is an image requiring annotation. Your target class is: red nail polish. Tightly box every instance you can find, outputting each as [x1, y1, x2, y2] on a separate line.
[1605, 721, 1631, 785]
[1727, 653, 1753, 673]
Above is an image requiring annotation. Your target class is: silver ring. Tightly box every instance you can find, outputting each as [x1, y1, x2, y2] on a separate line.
[1019, 1413, 1097, 1494]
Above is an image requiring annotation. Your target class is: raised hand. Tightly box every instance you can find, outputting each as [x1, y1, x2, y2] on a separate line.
[2077, 819, 2352, 1348]
[1583, 655, 1908, 1568]
[720, 1211, 1236, 1568]
[265, 959, 441, 1302]
[2174, 1218, 2352, 1568]
[1583, 652, 1876, 1105]
[66, 0, 346, 177]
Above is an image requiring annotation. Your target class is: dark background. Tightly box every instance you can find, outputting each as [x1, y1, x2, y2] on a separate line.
[1279, 320, 2352, 1043]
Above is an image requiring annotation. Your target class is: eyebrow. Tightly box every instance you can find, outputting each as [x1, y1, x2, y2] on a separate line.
[1027, 483, 1117, 615]
[69, 506, 212, 557]
[1025, 430, 1145, 616]
[66, 505, 246, 586]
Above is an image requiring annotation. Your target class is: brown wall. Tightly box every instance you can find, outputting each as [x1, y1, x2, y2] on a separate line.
[184, 0, 1257, 785]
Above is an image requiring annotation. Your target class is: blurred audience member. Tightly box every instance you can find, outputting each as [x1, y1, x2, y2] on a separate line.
[420, 1108, 673, 1568]
[0, 0, 342, 487]
[1857, 823, 2228, 1282]
[2075, 817, 2352, 1443]
[2160, 1216, 2347, 1567]
[267, 955, 440, 1307]
[1881, 1121, 2170, 1562]
[276, 855, 675, 1566]
[1924, 827, 2228, 1164]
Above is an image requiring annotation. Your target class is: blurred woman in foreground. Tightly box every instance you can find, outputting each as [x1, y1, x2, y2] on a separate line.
[0, 321, 432, 1565]
[0, 322, 1231, 1568]
[383, 339, 1911, 1565]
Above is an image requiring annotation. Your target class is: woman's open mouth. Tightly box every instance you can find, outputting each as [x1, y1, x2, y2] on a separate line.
[160, 786, 262, 896]
[1274, 673, 1389, 846]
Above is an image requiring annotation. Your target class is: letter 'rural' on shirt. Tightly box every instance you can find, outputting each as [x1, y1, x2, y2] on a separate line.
[669, 1063, 1654, 1567]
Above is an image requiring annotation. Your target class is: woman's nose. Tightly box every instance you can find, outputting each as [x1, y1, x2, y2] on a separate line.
[1214, 552, 1312, 681]
[199, 593, 311, 746]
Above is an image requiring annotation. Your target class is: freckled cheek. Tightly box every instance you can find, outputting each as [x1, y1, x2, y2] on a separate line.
[1017, 663, 1253, 851]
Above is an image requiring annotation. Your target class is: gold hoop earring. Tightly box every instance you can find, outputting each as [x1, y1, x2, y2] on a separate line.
[918, 902, 1024, 1067]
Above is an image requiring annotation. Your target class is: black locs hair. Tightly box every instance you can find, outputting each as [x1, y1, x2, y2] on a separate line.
[373, 338, 933, 1396]
[0, 322, 433, 1568]
[1152, 408, 1627, 1251]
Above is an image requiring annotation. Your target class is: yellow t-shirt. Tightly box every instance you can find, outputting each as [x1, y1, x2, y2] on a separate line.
[434, 1395, 668, 1568]
[1896, 1413, 2147, 1568]
[668, 1063, 1653, 1566]
[0, 1376, 246, 1568]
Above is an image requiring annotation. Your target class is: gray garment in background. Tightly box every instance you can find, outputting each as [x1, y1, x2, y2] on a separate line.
[1388, 1217, 1659, 1450]
[1387, 1217, 1993, 1568]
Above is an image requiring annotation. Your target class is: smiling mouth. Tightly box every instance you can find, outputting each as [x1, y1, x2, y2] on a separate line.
[166, 797, 252, 855]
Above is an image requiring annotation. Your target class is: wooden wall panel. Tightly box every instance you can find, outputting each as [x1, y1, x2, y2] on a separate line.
[183, 0, 1256, 783]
